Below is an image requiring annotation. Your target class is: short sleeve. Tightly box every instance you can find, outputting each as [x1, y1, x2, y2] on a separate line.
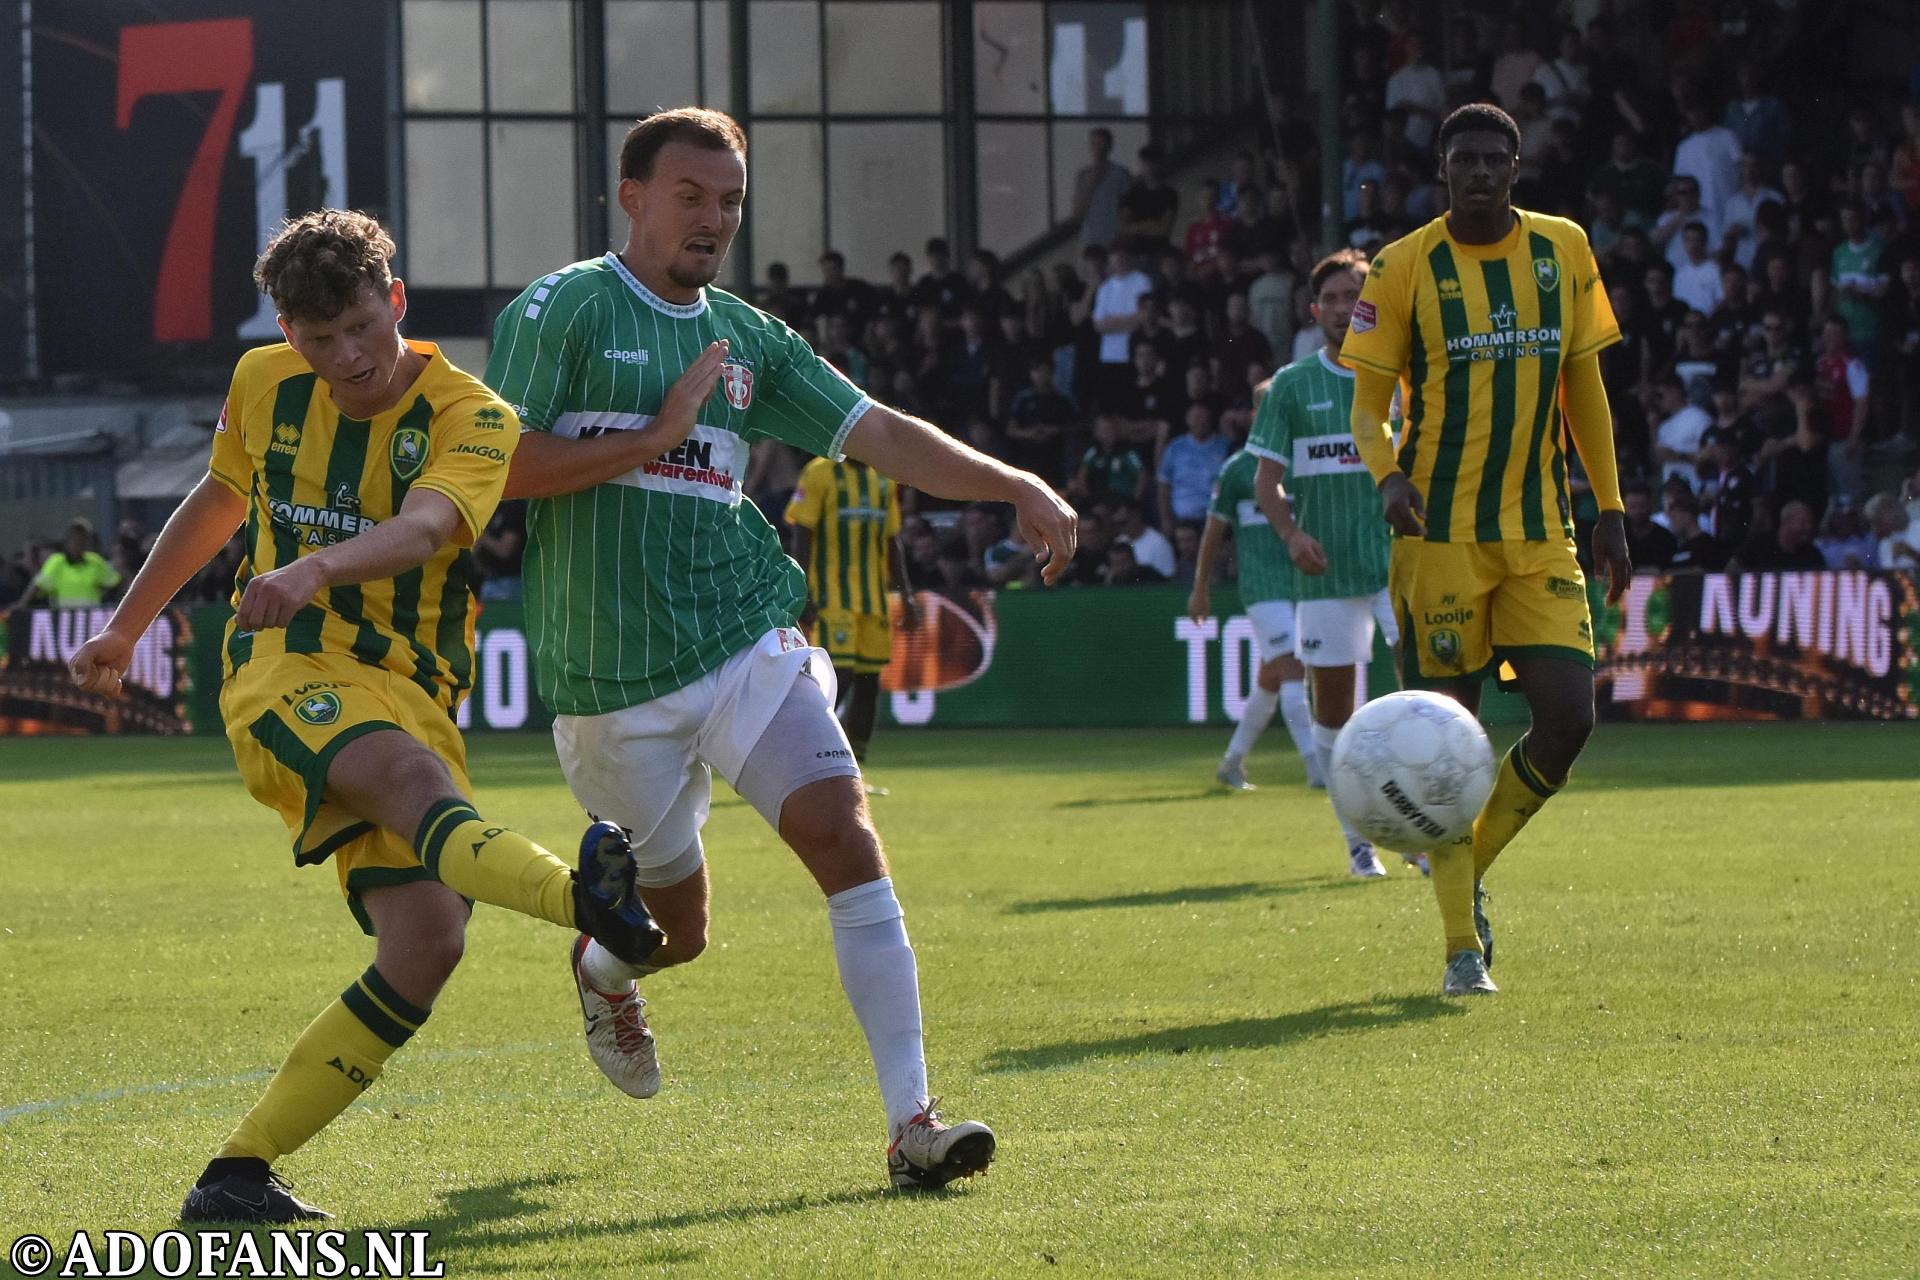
[742, 319, 873, 458]
[410, 392, 523, 546]
[784, 458, 829, 529]
[483, 276, 596, 431]
[1245, 373, 1290, 467]
[1338, 246, 1413, 377]
[1565, 229, 1622, 361]
[208, 373, 252, 498]
[1207, 464, 1237, 521]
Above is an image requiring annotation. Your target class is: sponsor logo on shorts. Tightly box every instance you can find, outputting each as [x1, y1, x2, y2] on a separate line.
[1422, 606, 1474, 626]
[1428, 628, 1462, 666]
[816, 748, 853, 760]
[1301, 636, 1322, 651]
[1546, 575, 1585, 600]
[281, 681, 348, 709]
[294, 691, 342, 726]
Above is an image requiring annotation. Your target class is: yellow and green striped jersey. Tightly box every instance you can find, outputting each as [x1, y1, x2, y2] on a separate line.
[1339, 210, 1618, 543]
[209, 340, 518, 711]
[783, 456, 901, 616]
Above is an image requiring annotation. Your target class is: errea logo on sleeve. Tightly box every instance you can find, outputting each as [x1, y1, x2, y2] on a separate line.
[473, 406, 508, 429]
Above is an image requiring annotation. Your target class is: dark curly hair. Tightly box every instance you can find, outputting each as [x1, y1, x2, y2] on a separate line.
[254, 209, 396, 323]
[1437, 102, 1521, 158]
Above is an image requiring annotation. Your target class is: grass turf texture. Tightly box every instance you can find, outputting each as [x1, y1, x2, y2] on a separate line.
[1, 724, 1915, 1277]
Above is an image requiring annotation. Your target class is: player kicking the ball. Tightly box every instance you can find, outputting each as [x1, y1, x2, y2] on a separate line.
[69, 211, 663, 1221]
[486, 108, 1076, 1189]
[1246, 249, 1417, 879]
[1339, 104, 1630, 995]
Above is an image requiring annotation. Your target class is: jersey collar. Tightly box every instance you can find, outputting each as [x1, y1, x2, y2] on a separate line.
[605, 252, 709, 318]
[1316, 347, 1354, 379]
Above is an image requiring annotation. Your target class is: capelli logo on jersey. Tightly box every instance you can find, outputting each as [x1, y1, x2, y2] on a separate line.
[604, 348, 651, 366]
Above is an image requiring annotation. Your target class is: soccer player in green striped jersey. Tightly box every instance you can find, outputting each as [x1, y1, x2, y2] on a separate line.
[1247, 249, 1419, 880]
[1186, 442, 1323, 792]
[485, 108, 1076, 1190]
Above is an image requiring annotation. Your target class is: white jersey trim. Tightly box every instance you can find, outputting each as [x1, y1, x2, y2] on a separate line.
[549, 410, 744, 506]
[603, 252, 709, 319]
[826, 396, 876, 461]
[1316, 348, 1356, 380]
[1244, 442, 1287, 466]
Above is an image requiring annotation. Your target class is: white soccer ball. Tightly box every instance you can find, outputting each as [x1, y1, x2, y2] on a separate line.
[1327, 690, 1496, 853]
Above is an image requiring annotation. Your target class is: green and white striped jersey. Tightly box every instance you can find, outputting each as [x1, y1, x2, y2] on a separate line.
[1246, 348, 1389, 601]
[485, 253, 872, 714]
[1208, 449, 1295, 606]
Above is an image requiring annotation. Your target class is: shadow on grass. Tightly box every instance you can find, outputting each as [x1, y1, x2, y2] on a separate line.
[361, 1173, 899, 1269]
[984, 994, 1462, 1073]
[1053, 788, 1241, 810]
[1006, 878, 1361, 914]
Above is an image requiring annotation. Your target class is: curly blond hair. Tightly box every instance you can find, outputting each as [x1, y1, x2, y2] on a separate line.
[254, 208, 396, 323]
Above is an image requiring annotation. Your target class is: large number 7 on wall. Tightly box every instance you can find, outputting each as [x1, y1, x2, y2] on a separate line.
[115, 18, 253, 344]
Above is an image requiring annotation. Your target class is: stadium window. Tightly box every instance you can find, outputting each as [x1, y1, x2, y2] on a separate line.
[1047, 2, 1148, 117]
[823, 2, 944, 115]
[486, 0, 576, 113]
[750, 1, 824, 114]
[488, 121, 578, 287]
[828, 121, 947, 284]
[605, 1, 700, 115]
[976, 121, 1051, 254]
[749, 122, 827, 288]
[403, 0, 484, 111]
[974, 1, 1047, 116]
[404, 119, 488, 286]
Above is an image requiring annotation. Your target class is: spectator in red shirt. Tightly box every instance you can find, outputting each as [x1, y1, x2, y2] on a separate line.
[1184, 180, 1233, 269]
[1813, 316, 1870, 503]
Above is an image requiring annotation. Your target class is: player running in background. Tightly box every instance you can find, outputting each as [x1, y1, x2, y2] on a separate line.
[486, 108, 1076, 1189]
[68, 211, 661, 1222]
[785, 454, 918, 785]
[1247, 248, 1416, 879]
[1340, 104, 1631, 996]
[1185, 439, 1321, 792]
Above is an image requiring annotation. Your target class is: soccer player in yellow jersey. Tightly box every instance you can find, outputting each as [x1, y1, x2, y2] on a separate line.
[67, 211, 669, 1221]
[784, 456, 917, 774]
[1339, 104, 1631, 997]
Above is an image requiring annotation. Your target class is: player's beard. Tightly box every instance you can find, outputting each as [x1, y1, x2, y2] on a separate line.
[668, 249, 727, 290]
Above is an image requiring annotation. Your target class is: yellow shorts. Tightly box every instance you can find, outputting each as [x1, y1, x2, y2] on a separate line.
[814, 608, 892, 674]
[1390, 537, 1594, 683]
[220, 652, 471, 934]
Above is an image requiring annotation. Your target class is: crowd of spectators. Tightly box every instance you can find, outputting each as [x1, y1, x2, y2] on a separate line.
[12, 1, 1920, 607]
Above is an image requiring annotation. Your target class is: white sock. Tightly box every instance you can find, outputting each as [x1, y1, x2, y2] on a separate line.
[1279, 680, 1317, 770]
[1226, 684, 1279, 760]
[827, 877, 928, 1135]
[1353, 662, 1369, 715]
[580, 937, 660, 993]
[1313, 721, 1365, 847]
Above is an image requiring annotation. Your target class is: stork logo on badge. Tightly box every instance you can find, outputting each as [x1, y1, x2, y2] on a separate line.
[720, 361, 754, 410]
[295, 691, 342, 726]
[390, 427, 429, 481]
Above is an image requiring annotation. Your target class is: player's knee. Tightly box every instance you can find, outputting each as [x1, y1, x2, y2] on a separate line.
[664, 927, 709, 965]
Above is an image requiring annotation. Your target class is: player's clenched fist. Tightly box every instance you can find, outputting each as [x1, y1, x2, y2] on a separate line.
[235, 558, 326, 631]
[69, 629, 134, 696]
[1378, 472, 1426, 538]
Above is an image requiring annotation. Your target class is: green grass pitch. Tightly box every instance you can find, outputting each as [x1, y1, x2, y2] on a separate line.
[2, 724, 1916, 1276]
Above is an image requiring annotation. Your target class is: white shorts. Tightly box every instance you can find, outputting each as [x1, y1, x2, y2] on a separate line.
[552, 628, 860, 887]
[1296, 588, 1399, 668]
[1244, 599, 1298, 663]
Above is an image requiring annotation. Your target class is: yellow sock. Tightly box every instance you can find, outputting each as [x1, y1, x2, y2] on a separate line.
[1429, 833, 1480, 959]
[414, 799, 577, 928]
[218, 967, 428, 1161]
[1472, 736, 1563, 880]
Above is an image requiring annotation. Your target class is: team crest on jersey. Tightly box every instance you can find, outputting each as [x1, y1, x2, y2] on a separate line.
[1533, 257, 1560, 292]
[390, 427, 429, 481]
[720, 361, 754, 410]
[294, 691, 342, 726]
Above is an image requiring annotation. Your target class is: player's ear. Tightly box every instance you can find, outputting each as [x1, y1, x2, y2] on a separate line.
[616, 176, 643, 222]
[276, 313, 298, 352]
[388, 277, 409, 326]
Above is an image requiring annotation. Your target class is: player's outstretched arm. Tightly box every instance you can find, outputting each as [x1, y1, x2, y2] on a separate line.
[844, 404, 1078, 585]
[1562, 354, 1631, 603]
[69, 473, 247, 694]
[232, 489, 464, 632]
[504, 340, 730, 499]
